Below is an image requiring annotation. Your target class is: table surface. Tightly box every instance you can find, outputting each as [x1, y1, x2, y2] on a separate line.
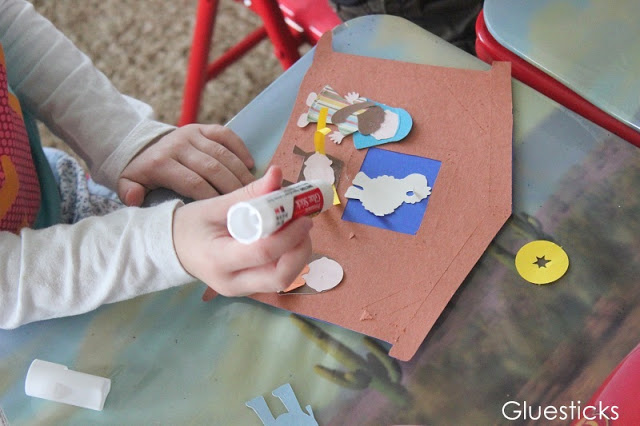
[484, 0, 640, 135]
[2, 15, 640, 425]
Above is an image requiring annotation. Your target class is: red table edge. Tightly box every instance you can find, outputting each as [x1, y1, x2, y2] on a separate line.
[475, 10, 640, 148]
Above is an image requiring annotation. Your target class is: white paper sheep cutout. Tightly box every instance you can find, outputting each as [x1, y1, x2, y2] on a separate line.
[345, 172, 431, 216]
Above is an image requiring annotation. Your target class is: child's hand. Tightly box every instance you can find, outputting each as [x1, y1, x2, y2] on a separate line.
[118, 124, 256, 206]
[172, 166, 313, 297]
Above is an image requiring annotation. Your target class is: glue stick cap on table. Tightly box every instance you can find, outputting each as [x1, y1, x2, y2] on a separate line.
[227, 180, 333, 244]
[25, 359, 111, 411]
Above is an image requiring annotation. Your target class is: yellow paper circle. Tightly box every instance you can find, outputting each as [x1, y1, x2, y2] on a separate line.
[515, 240, 569, 285]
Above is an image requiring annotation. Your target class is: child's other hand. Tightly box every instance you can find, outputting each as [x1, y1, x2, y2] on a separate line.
[118, 124, 255, 206]
[172, 166, 313, 297]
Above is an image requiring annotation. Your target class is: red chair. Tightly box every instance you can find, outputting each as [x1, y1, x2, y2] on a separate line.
[571, 343, 640, 425]
[475, 10, 640, 148]
[179, 0, 341, 125]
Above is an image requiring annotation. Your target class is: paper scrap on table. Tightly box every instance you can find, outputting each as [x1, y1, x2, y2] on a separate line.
[515, 240, 569, 285]
[345, 171, 431, 216]
[246, 383, 318, 426]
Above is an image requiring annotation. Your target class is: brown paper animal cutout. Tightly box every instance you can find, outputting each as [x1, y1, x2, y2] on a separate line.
[251, 32, 512, 361]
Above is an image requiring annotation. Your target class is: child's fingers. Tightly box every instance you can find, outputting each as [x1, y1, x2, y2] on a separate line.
[117, 177, 148, 206]
[272, 235, 313, 290]
[191, 133, 255, 187]
[161, 159, 221, 199]
[232, 235, 312, 294]
[198, 125, 255, 170]
[222, 217, 313, 271]
[176, 146, 243, 195]
[206, 166, 283, 217]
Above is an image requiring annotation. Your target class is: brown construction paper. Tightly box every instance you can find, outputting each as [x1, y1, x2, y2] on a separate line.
[252, 32, 512, 361]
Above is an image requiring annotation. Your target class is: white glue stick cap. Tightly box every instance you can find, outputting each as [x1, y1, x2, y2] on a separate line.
[227, 199, 273, 244]
[227, 180, 334, 244]
[25, 359, 111, 411]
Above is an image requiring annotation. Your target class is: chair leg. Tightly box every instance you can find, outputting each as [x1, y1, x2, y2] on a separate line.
[252, 0, 301, 69]
[179, 0, 219, 126]
[206, 26, 268, 81]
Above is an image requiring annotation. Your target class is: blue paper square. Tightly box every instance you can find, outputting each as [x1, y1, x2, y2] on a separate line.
[342, 148, 441, 235]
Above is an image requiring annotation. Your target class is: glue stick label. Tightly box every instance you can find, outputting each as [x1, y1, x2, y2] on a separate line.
[292, 188, 324, 219]
[227, 180, 333, 244]
[270, 182, 324, 227]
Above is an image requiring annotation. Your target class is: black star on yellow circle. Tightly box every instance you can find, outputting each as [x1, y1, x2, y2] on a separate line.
[533, 256, 550, 268]
[515, 240, 569, 285]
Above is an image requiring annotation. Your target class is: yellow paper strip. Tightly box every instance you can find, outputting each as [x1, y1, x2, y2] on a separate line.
[317, 106, 328, 130]
[314, 130, 325, 155]
[314, 127, 331, 155]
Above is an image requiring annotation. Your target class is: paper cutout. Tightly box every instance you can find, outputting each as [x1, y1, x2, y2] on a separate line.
[293, 145, 343, 191]
[297, 85, 412, 148]
[332, 101, 381, 134]
[254, 31, 513, 360]
[246, 383, 317, 426]
[370, 109, 398, 139]
[303, 153, 335, 184]
[297, 85, 364, 135]
[342, 148, 441, 235]
[282, 264, 310, 293]
[313, 128, 330, 155]
[302, 257, 344, 292]
[328, 131, 346, 145]
[280, 255, 343, 295]
[353, 104, 413, 150]
[297, 113, 310, 128]
[345, 171, 431, 216]
[344, 91, 360, 104]
[515, 240, 569, 285]
[314, 107, 330, 154]
[316, 105, 328, 130]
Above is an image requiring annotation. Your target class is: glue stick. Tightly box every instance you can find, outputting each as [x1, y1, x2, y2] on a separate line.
[227, 180, 333, 244]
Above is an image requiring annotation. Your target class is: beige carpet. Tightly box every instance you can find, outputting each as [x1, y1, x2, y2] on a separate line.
[30, 0, 286, 157]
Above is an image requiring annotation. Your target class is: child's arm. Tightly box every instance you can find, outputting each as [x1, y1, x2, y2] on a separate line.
[0, 167, 312, 329]
[0, 0, 252, 201]
[116, 123, 255, 207]
[0, 200, 192, 329]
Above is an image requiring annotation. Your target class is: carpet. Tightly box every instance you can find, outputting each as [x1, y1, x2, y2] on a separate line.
[30, 0, 285, 156]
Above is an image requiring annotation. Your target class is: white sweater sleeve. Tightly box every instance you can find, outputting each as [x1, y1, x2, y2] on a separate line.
[0, 201, 195, 329]
[0, 0, 175, 190]
[0, 0, 196, 329]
